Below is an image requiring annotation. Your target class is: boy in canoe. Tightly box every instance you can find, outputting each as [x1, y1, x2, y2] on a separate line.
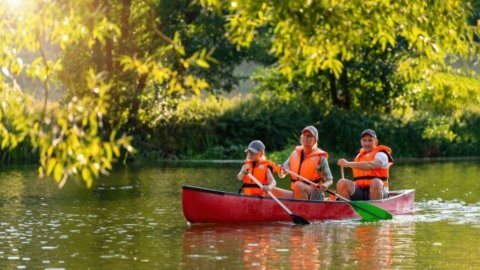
[237, 140, 277, 196]
[336, 129, 394, 200]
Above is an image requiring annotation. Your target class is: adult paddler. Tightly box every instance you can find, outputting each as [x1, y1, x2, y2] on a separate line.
[336, 129, 394, 200]
[274, 126, 333, 200]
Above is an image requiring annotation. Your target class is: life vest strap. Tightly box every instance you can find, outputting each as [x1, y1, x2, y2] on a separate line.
[243, 183, 261, 188]
[354, 176, 388, 181]
[291, 179, 321, 184]
[238, 183, 261, 194]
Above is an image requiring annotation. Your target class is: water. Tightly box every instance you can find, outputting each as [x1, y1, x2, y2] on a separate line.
[0, 159, 480, 269]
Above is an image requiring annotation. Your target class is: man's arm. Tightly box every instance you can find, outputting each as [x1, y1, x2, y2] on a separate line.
[338, 158, 382, 171]
[337, 152, 388, 171]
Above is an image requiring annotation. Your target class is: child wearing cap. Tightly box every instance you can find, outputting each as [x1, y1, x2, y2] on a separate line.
[237, 140, 277, 196]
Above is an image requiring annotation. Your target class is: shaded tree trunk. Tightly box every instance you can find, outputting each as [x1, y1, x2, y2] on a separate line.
[104, 0, 113, 74]
[92, 0, 103, 73]
[329, 72, 340, 107]
[121, 0, 132, 41]
[117, 0, 131, 71]
[339, 69, 351, 109]
[127, 73, 148, 131]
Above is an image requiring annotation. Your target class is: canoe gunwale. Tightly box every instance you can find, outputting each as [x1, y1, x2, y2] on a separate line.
[181, 184, 415, 204]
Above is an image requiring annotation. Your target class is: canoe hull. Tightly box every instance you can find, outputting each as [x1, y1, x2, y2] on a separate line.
[182, 185, 415, 224]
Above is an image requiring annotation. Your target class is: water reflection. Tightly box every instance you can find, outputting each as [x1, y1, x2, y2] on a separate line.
[181, 221, 414, 269]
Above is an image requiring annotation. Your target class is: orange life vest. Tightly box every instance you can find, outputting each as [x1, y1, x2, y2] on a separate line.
[289, 146, 328, 188]
[242, 159, 275, 196]
[352, 145, 394, 188]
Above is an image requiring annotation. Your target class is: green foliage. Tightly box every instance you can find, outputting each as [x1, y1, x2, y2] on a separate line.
[314, 108, 480, 159]
[214, 93, 322, 151]
[251, 42, 407, 114]
[199, 0, 480, 114]
[0, 0, 218, 187]
[155, 0, 274, 93]
[397, 73, 480, 114]
[141, 95, 233, 159]
[139, 94, 480, 160]
[422, 117, 456, 142]
[141, 94, 323, 159]
[219, 0, 479, 81]
[0, 74, 134, 188]
[142, 93, 480, 159]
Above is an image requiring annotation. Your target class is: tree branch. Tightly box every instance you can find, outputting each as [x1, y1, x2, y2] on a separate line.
[37, 30, 50, 115]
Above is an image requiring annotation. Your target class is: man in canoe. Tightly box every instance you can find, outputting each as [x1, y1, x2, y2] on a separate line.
[336, 129, 394, 200]
[274, 126, 333, 200]
[237, 140, 277, 196]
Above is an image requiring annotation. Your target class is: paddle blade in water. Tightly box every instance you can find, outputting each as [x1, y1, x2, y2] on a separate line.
[291, 214, 310, 225]
[350, 201, 393, 221]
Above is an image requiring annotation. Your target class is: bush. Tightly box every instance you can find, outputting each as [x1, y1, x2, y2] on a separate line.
[141, 92, 480, 160]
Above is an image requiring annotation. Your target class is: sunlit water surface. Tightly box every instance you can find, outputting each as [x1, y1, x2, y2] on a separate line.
[0, 159, 479, 269]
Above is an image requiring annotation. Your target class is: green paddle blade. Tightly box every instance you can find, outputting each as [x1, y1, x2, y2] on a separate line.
[350, 201, 393, 221]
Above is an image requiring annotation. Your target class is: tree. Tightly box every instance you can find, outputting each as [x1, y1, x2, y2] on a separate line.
[0, 0, 212, 187]
[204, 0, 480, 112]
[153, 0, 275, 94]
[252, 40, 408, 113]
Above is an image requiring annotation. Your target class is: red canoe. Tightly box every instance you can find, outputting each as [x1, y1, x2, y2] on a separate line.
[182, 185, 415, 223]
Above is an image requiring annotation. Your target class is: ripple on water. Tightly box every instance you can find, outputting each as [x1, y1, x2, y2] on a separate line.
[411, 200, 480, 224]
[41, 246, 58, 250]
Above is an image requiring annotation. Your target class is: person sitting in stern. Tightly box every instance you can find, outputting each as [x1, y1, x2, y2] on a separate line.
[336, 129, 394, 201]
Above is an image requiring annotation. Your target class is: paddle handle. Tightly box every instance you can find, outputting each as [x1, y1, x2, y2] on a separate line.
[246, 173, 294, 215]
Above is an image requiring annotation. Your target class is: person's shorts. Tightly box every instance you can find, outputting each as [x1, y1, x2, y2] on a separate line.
[350, 184, 389, 201]
[309, 188, 324, 201]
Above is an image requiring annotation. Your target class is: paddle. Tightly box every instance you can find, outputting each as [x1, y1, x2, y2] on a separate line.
[283, 168, 392, 221]
[245, 169, 310, 225]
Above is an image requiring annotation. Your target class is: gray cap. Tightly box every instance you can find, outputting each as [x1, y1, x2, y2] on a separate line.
[361, 129, 377, 138]
[245, 140, 265, 153]
[302, 126, 318, 140]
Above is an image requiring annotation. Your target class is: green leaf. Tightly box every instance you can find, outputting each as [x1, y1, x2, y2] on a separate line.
[305, 61, 313, 77]
[196, 59, 209, 68]
[1, 136, 9, 150]
[104, 142, 113, 160]
[54, 163, 63, 182]
[112, 143, 120, 157]
[82, 168, 93, 189]
[46, 158, 57, 176]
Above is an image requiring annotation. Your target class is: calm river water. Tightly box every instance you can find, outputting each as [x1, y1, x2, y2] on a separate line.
[0, 159, 480, 269]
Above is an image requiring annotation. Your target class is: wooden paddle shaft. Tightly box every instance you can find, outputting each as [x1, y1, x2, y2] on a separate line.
[246, 172, 294, 215]
[283, 168, 321, 188]
[284, 168, 351, 202]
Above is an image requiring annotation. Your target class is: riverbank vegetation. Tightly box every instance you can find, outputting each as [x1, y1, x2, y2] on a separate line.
[1, 0, 480, 186]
